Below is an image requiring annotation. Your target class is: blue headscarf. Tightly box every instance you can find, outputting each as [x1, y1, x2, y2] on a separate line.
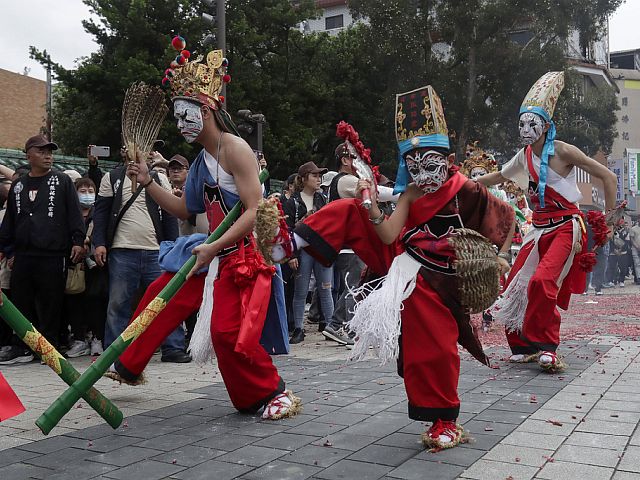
[520, 106, 555, 208]
[393, 133, 450, 195]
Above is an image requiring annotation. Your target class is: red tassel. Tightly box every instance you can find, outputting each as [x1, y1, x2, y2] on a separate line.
[218, 95, 225, 103]
[180, 49, 191, 59]
[578, 252, 597, 272]
[585, 210, 609, 249]
[222, 74, 231, 83]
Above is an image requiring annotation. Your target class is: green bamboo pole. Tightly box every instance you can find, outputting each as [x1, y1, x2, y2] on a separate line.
[0, 295, 123, 428]
[36, 169, 269, 435]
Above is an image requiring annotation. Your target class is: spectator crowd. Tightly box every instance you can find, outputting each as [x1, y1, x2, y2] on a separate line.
[0, 133, 638, 365]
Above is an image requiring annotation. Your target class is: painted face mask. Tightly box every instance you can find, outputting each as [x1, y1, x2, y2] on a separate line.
[174, 99, 204, 143]
[469, 166, 487, 180]
[519, 112, 545, 145]
[405, 149, 449, 193]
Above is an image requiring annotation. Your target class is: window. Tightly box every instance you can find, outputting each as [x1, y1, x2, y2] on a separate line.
[622, 132, 629, 141]
[325, 14, 344, 30]
[622, 97, 628, 106]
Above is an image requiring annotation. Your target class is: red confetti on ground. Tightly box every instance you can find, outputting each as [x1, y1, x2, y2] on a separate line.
[546, 419, 563, 426]
[172, 459, 177, 464]
[543, 456, 555, 463]
[475, 292, 640, 347]
[529, 395, 538, 404]
[515, 457, 521, 462]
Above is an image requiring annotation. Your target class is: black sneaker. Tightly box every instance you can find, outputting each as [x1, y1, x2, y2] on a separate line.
[160, 350, 192, 363]
[0, 346, 34, 365]
[322, 325, 354, 346]
[289, 328, 305, 344]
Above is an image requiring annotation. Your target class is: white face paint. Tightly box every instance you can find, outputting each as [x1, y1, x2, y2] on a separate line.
[519, 112, 545, 145]
[405, 149, 449, 193]
[174, 99, 204, 143]
[469, 166, 487, 180]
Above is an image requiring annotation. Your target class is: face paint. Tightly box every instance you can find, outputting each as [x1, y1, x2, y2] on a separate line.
[174, 99, 204, 143]
[519, 112, 545, 145]
[405, 149, 449, 193]
[469, 166, 487, 180]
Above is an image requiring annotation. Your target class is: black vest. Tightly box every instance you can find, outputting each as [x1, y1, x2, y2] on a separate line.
[105, 166, 166, 247]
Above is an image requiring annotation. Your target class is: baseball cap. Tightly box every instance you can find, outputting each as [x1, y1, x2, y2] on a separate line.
[63, 169, 82, 182]
[168, 154, 189, 169]
[298, 161, 328, 177]
[321, 171, 338, 187]
[25, 135, 58, 152]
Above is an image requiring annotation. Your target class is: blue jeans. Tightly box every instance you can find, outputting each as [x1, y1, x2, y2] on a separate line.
[292, 250, 334, 330]
[104, 249, 185, 353]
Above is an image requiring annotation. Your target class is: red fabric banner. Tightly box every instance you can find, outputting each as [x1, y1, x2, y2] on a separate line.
[0, 372, 25, 421]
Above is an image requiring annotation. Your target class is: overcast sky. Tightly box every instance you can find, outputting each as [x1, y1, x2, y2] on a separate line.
[1, 0, 639, 81]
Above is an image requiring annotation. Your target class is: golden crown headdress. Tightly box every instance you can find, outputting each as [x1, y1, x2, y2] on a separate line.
[501, 180, 524, 197]
[460, 142, 497, 177]
[162, 36, 230, 110]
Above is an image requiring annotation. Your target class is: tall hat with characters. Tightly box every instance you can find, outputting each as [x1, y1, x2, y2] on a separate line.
[162, 35, 231, 110]
[520, 71, 564, 207]
[394, 85, 449, 194]
[460, 142, 498, 178]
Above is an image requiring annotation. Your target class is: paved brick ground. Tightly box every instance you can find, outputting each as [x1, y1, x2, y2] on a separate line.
[0, 285, 639, 479]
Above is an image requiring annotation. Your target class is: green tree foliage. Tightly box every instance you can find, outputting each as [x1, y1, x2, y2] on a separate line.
[555, 71, 619, 156]
[31, 0, 622, 180]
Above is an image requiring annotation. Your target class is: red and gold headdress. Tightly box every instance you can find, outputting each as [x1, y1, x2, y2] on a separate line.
[336, 121, 381, 182]
[460, 142, 497, 178]
[161, 36, 231, 109]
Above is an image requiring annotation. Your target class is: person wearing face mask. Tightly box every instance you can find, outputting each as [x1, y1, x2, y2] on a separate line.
[476, 72, 619, 372]
[108, 43, 299, 420]
[260, 86, 515, 450]
[64, 178, 107, 357]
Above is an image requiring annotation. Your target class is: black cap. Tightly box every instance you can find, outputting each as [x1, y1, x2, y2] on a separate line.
[25, 135, 58, 153]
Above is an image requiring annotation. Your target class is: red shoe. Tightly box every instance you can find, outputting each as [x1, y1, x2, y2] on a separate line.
[422, 419, 463, 450]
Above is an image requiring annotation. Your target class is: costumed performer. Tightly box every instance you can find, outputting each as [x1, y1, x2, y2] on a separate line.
[115, 40, 299, 419]
[261, 86, 515, 449]
[477, 71, 618, 371]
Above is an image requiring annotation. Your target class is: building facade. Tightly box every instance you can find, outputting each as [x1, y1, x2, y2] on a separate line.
[610, 67, 640, 216]
[0, 68, 47, 150]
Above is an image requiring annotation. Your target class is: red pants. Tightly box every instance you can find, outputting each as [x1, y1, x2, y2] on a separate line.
[299, 199, 460, 420]
[116, 259, 283, 412]
[505, 221, 575, 353]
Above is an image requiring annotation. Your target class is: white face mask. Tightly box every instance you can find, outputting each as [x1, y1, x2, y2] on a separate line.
[405, 149, 449, 193]
[174, 99, 204, 143]
[519, 112, 545, 145]
[469, 166, 487, 180]
[78, 193, 95, 207]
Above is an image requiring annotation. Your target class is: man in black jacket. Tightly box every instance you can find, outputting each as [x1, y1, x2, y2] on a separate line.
[92, 152, 187, 362]
[0, 135, 85, 364]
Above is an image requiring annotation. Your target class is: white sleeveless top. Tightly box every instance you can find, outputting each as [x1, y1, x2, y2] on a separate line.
[501, 147, 582, 204]
[203, 149, 239, 194]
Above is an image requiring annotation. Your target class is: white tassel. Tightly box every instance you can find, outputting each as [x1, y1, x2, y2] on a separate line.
[489, 230, 541, 332]
[347, 253, 421, 364]
[188, 257, 219, 364]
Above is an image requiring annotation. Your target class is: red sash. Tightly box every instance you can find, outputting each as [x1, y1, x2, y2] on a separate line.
[405, 172, 467, 229]
[525, 146, 580, 223]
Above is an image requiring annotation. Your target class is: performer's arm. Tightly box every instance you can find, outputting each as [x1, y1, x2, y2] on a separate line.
[475, 171, 507, 187]
[357, 180, 418, 245]
[555, 141, 618, 213]
[127, 152, 190, 220]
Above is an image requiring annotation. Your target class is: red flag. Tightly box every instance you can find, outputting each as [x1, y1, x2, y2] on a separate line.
[0, 372, 25, 421]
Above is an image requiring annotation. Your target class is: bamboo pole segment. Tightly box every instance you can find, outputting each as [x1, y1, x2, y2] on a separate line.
[0, 295, 123, 429]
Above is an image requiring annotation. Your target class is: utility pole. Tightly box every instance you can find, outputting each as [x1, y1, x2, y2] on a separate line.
[202, 0, 226, 100]
[45, 55, 52, 141]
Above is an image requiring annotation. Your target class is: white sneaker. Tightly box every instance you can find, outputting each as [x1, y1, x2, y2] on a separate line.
[90, 337, 103, 356]
[66, 340, 90, 358]
[595, 291, 603, 296]
[619, 282, 625, 288]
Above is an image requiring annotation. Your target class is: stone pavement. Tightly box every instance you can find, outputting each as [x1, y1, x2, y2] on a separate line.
[0, 287, 639, 479]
